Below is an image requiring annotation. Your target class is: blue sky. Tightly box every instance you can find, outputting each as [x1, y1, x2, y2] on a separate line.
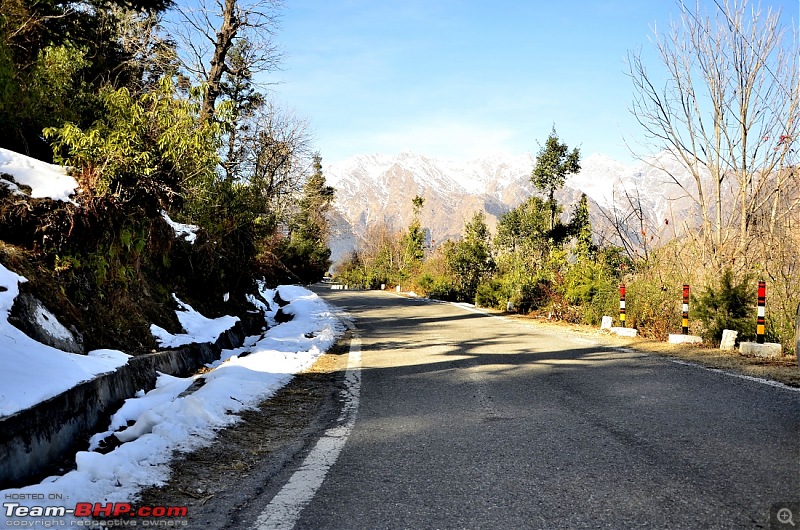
[269, 1, 798, 164]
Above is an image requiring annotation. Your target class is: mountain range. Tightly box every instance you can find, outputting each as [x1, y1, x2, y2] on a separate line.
[323, 151, 693, 265]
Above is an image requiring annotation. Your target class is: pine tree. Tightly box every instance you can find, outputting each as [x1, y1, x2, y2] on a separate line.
[569, 193, 594, 257]
[281, 154, 335, 282]
[531, 127, 581, 230]
[401, 195, 425, 273]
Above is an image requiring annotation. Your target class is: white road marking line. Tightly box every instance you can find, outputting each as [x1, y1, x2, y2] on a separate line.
[669, 358, 800, 392]
[253, 335, 362, 530]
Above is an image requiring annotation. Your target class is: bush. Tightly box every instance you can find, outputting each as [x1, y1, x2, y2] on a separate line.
[564, 259, 618, 326]
[475, 278, 510, 309]
[693, 269, 756, 345]
[424, 276, 457, 301]
[625, 278, 677, 340]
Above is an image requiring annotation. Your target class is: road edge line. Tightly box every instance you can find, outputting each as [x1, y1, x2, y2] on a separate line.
[253, 329, 362, 530]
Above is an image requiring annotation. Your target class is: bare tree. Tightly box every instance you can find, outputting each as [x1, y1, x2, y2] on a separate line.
[628, 0, 799, 268]
[172, 0, 283, 122]
[239, 101, 313, 222]
[597, 185, 660, 263]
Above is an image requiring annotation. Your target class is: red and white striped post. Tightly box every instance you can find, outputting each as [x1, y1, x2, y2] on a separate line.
[757, 281, 766, 344]
[682, 284, 690, 335]
[619, 284, 626, 327]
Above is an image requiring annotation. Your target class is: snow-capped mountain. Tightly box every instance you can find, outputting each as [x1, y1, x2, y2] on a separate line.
[324, 150, 696, 264]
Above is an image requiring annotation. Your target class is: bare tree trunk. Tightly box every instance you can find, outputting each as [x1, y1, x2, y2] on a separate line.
[199, 0, 238, 122]
[174, 0, 282, 123]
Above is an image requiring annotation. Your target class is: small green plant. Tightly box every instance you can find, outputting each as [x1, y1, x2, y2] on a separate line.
[54, 254, 81, 273]
[693, 269, 756, 345]
[475, 278, 510, 309]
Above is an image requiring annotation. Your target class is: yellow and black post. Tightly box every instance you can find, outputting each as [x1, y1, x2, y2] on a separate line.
[619, 284, 626, 328]
[757, 281, 766, 344]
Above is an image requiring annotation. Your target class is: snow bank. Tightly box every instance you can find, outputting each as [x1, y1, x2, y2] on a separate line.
[0, 284, 345, 525]
[0, 264, 130, 418]
[150, 294, 239, 348]
[0, 148, 78, 202]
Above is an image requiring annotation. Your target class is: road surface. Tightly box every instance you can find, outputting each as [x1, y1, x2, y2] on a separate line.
[237, 288, 800, 528]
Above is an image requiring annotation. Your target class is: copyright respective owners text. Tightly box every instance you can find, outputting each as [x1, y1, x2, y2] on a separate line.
[772, 502, 800, 529]
[3, 493, 188, 528]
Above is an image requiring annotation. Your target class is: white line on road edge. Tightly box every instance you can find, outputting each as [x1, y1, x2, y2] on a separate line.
[253, 334, 362, 530]
[669, 358, 800, 392]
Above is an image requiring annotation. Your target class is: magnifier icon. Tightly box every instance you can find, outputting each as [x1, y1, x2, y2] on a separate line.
[778, 508, 796, 526]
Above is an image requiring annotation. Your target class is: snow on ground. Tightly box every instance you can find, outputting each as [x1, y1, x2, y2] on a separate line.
[160, 210, 199, 244]
[0, 280, 345, 526]
[0, 264, 131, 417]
[0, 148, 78, 202]
[150, 294, 239, 348]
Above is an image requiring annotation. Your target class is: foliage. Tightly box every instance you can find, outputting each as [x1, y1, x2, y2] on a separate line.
[564, 258, 617, 325]
[693, 269, 756, 345]
[44, 78, 219, 203]
[400, 195, 426, 275]
[531, 127, 580, 230]
[440, 212, 494, 303]
[0, 0, 173, 157]
[277, 154, 335, 283]
[568, 193, 594, 258]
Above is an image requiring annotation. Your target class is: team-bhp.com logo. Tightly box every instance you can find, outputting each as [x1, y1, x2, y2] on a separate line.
[4, 501, 188, 527]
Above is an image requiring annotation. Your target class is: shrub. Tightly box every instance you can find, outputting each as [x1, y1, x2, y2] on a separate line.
[424, 276, 457, 301]
[475, 278, 509, 309]
[693, 269, 756, 345]
[564, 259, 618, 325]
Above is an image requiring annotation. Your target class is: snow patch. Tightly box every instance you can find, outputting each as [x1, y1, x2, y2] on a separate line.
[150, 295, 239, 348]
[0, 285, 346, 526]
[0, 264, 129, 418]
[0, 148, 78, 203]
[160, 210, 199, 244]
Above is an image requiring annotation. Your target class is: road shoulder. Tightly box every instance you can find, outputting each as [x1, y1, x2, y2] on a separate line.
[135, 331, 353, 528]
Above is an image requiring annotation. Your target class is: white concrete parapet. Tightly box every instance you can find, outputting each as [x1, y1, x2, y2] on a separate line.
[668, 334, 703, 345]
[610, 327, 638, 337]
[739, 342, 782, 358]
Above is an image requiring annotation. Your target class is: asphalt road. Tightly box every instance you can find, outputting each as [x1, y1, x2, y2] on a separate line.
[250, 288, 800, 529]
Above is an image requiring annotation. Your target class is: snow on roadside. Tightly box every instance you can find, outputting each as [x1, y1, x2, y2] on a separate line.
[0, 148, 78, 203]
[150, 294, 239, 348]
[0, 264, 130, 418]
[0, 284, 345, 525]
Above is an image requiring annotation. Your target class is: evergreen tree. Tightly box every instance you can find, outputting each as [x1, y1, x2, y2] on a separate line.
[569, 193, 594, 257]
[400, 195, 425, 274]
[281, 154, 335, 283]
[219, 38, 264, 181]
[531, 127, 581, 230]
[445, 211, 495, 302]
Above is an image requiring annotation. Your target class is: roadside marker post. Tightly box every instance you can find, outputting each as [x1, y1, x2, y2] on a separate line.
[795, 303, 799, 368]
[619, 284, 626, 327]
[682, 284, 690, 335]
[668, 284, 702, 345]
[757, 281, 766, 344]
[739, 281, 781, 357]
